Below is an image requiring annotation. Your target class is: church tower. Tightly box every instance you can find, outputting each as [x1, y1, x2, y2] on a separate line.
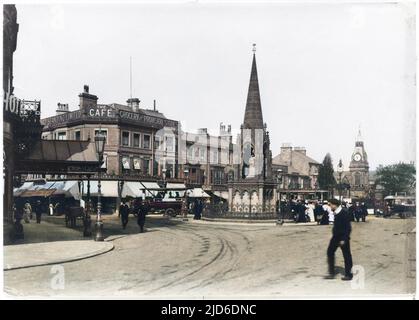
[348, 129, 370, 198]
[227, 45, 276, 216]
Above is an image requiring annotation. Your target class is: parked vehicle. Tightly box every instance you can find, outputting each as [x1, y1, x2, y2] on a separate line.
[383, 195, 416, 219]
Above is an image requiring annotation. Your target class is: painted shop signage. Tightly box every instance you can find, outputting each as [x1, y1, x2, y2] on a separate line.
[42, 105, 177, 129]
[3, 93, 21, 116]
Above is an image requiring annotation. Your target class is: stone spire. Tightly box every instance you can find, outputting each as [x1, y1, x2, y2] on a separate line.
[243, 44, 264, 129]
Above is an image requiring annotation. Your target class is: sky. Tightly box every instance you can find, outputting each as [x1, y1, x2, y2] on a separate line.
[13, 1, 416, 171]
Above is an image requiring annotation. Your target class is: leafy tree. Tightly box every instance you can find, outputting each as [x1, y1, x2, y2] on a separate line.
[318, 153, 336, 194]
[375, 163, 416, 196]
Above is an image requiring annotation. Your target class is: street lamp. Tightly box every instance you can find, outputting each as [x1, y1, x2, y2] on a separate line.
[182, 168, 189, 221]
[337, 159, 344, 202]
[276, 168, 284, 225]
[94, 133, 106, 241]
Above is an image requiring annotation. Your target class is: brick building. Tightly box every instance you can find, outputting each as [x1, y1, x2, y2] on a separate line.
[41, 86, 180, 181]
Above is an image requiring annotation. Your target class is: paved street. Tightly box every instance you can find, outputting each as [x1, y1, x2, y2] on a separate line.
[4, 215, 415, 298]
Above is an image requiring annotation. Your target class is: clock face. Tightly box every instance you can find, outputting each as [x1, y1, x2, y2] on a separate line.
[354, 153, 362, 162]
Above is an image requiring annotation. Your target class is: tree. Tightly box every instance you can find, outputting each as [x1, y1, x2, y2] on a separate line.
[375, 163, 416, 196]
[318, 153, 336, 194]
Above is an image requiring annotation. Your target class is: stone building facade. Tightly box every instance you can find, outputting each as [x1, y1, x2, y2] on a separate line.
[272, 144, 320, 191]
[41, 86, 180, 181]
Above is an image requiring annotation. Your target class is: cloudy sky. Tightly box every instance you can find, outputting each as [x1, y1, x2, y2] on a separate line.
[13, 1, 416, 170]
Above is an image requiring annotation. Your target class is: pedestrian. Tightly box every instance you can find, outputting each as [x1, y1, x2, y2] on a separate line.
[23, 201, 32, 223]
[361, 202, 368, 222]
[119, 201, 129, 229]
[305, 201, 315, 222]
[137, 199, 149, 233]
[314, 201, 324, 223]
[354, 202, 362, 222]
[34, 200, 43, 224]
[324, 198, 353, 281]
[322, 200, 333, 224]
[193, 199, 203, 220]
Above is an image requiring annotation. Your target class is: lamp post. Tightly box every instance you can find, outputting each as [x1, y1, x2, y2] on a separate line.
[94, 133, 106, 241]
[276, 168, 283, 225]
[182, 168, 189, 221]
[337, 159, 344, 202]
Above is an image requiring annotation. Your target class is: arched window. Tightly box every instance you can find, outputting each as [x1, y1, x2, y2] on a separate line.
[354, 172, 361, 186]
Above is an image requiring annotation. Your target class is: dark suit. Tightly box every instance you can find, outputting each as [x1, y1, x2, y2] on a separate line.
[119, 204, 129, 229]
[327, 207, 353, 277]
[137, 202, 149, 233]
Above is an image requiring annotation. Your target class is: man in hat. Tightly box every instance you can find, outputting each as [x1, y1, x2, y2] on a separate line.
[325, 198, 353, 281]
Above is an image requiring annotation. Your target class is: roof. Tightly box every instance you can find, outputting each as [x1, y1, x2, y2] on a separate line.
[24, 140, 98, 162]
[110, 103, 167, 119]
[272, 149, 320, 176]
[272, 151, 320, 166]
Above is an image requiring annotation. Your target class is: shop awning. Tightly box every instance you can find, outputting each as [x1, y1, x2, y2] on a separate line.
[121, 181, 160, 198]
[49, 181, 81, 200]
[14, 180, 81, 199]
[13, 182, 34, 196]
[82, 180, 118, 197]
[186, 188, 211, 198]
[20, 189, 56, 198]
[213, 190, 229, 200]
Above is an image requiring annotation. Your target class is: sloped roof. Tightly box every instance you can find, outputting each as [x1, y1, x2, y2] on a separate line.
[25, 140, 98, 162]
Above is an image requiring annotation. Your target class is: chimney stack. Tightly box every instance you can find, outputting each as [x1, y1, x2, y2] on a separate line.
[56, 103, 70, 115]
[153, 99, 156, 111]
[127, 98, 140, 112]
[78, 84, 98, 109]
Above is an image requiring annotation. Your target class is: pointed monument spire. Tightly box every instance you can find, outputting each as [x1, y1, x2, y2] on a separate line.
[243, 44, 264, 129]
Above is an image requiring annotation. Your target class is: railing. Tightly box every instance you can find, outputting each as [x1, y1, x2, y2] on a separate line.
[202, 203, 278, 220]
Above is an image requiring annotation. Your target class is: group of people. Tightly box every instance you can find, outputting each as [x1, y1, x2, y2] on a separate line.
[280, 199, 368, 225]
[118, 198, 150, 233]
[14, 200, 44, 224]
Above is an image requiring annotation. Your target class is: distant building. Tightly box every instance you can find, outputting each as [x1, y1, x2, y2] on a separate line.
[272, 144, 324, 200]
[335, 130, 370, 200]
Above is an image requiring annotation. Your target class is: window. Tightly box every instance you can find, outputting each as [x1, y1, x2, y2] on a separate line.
[133, 133, 140, 148]
[133, 158, 141, 170]
[354, 172, 361, 186]
[122, 156, 131, 170]
[211, 149, 218, 164]
[94, 129, 108, 143]
[122, 131, 130, 147]
[165, 136, 174, 152]
[143, 134, 151, 149]
[143, 158, 150, 175]
[154, 136, 162, 150]
[57, 132, 66, 140]
[74, 130, 81, 141]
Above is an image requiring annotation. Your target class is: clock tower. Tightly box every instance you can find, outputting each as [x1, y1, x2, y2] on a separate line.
[348, 129, 369, 198]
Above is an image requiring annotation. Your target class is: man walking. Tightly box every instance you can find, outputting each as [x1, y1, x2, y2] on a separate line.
[34, 200, 43, 224]
[137, 199, 149, 233]
[119, 202, 129, 229]
[325, 198, 353, 281]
